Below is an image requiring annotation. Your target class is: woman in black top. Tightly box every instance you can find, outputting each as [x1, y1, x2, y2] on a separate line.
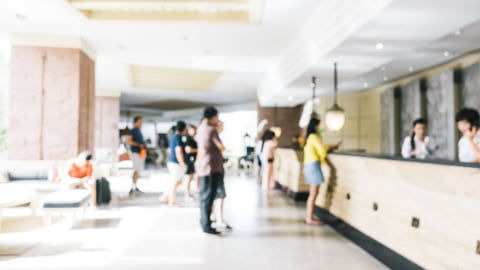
[185, 124, 198, 198]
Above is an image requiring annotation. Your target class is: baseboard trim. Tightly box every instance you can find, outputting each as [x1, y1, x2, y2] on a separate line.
[315, 206, 423, 270]
[276, 182, 308, 201]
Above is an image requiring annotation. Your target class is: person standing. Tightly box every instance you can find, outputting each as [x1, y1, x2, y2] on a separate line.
[455, 108, 480, 163]
[196, 107, 225, 235]
[127, 116, 146, 194]
[210, 120, 232, 230]
[303, 118, 340, 225]
[401, 118, 437, 159]
[260, 130, 277, 190]
[159, 121, 187, 206]
[185, 124, 199, 198]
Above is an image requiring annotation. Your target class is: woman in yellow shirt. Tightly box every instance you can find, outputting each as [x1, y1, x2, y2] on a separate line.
[303, 118, 340, 225]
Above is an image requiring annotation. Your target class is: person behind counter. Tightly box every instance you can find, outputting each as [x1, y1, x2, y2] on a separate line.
[401, 118, 437, 159]
[456, 108, 480, 163]
[303, 118, 340, 226]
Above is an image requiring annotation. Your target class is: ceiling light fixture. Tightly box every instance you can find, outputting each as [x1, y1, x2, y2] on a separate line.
[454, 29, 462, 36]
[288, 96, 294, 101]
[408, 66, 414, 72]
[325, 63, 345, 132]
[376, 43, 384, 50]
[383, 76, 388, 81]
[444, 51, 451, 57]
[363, 82, 369, 88]
[381, 66, 387, 72]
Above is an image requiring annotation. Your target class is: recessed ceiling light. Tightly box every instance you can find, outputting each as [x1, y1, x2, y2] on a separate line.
[381, 66, 387, 72]
[408, 66, 414, 72]
[288, 96, 294, 101]
[383, 76, 388, 81]
[376, 43, 384, 50]
[454, 29, 462, 36]
[363, 82, 369, 88]
[444, 51, 451, 57]
[15, 14, 27, 20]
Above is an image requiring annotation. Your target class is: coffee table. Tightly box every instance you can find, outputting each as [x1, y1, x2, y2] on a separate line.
[0, 189, 37, 231]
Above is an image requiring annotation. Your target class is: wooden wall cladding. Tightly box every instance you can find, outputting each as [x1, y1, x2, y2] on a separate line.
[317, 154, 480, 269]
[274, 149, 308, 193]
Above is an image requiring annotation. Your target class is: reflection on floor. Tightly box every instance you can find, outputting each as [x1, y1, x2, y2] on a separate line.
[0, 171, 387, 270]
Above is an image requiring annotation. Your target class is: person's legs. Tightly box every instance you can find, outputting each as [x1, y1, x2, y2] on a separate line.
[168, 180, 183, 206]
[306, 184, 322, 225]
[161, 162, 184, 206]
[200, 173, 220, 233]
[262, 162, 273, 190]
[214, 198, 224, 224]
[130, 153, 144, 193]
[185, 173, 195, 197]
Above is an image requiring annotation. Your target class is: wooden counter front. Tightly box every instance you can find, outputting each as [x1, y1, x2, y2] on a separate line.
[317, 154, 480, 269]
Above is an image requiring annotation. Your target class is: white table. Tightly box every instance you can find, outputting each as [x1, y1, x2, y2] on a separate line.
[0, 189, 37, 230]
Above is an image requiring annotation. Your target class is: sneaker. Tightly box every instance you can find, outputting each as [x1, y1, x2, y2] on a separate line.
[215, 222, 233, 230]
[129, 187, 143, 195]
[203, 228, 221, 235]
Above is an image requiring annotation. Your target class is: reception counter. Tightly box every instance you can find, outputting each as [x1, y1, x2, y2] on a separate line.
[274, 149, 480, 269]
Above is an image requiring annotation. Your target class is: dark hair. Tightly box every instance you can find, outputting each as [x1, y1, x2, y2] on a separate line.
[133, 116, 142, 124]
[260, 130, 276, 152]
[176, 121, 187, 132]
[306, 118, 321, 139]
[410, 118, 428, 154]
[204, 106, 218, 119]
[455, 108, 480, 127]
[412, 118, 427, 127]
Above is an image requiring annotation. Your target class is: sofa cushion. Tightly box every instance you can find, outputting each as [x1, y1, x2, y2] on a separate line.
[8, 170, 49, 181]
[42, 190, 91, 208]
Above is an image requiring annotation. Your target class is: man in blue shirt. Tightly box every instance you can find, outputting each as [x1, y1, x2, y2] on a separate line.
[127, 116, 146, 194]
[159, 121, 187, 206]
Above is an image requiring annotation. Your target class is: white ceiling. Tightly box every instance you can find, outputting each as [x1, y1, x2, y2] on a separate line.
[1, 0, 480, 111]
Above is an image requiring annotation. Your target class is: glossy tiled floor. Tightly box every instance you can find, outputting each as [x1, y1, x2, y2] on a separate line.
[0, 171, 387, 270]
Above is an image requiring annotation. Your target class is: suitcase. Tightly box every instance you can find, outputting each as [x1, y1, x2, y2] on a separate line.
[96, 177, 112, 205]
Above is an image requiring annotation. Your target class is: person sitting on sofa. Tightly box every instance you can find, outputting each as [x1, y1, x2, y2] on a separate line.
[63, 151, 97, 206]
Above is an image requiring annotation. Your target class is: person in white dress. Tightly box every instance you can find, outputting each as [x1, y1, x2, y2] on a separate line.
[401, 118, 437, 159]
[455, 108, 480, 163]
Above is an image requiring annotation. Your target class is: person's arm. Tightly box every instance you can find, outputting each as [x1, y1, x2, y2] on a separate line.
[312, 136, 329, 160]
[212, 130, 226, 152]
[401, 137, 412, 158]
[175, 146, 186, 167]
[126, 132, 145, 148]
[465, 128, 480, 162]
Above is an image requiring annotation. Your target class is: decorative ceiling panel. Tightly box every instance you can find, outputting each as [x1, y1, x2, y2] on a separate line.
[134, 99, 215, 111]
[68, 0, 263, 22]
[130, 65, 222, 91]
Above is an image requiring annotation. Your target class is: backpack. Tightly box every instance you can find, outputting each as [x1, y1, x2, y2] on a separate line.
[96, 177, 111, 205]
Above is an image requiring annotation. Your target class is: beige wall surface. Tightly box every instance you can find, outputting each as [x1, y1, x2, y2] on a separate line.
[317, 90, 382, 154]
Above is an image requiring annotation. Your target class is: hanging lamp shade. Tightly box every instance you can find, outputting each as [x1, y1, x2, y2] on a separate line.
[325, 63, 345, 131]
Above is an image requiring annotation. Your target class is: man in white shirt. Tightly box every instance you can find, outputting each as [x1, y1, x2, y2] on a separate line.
[455, 108, 480, 163]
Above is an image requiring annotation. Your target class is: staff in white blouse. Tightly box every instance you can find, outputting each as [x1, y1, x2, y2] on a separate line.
[401, 118, 437, 159]
[455, 108, 480, 163]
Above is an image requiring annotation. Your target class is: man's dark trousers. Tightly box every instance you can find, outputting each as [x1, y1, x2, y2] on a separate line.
[199, 172, 221, 231]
